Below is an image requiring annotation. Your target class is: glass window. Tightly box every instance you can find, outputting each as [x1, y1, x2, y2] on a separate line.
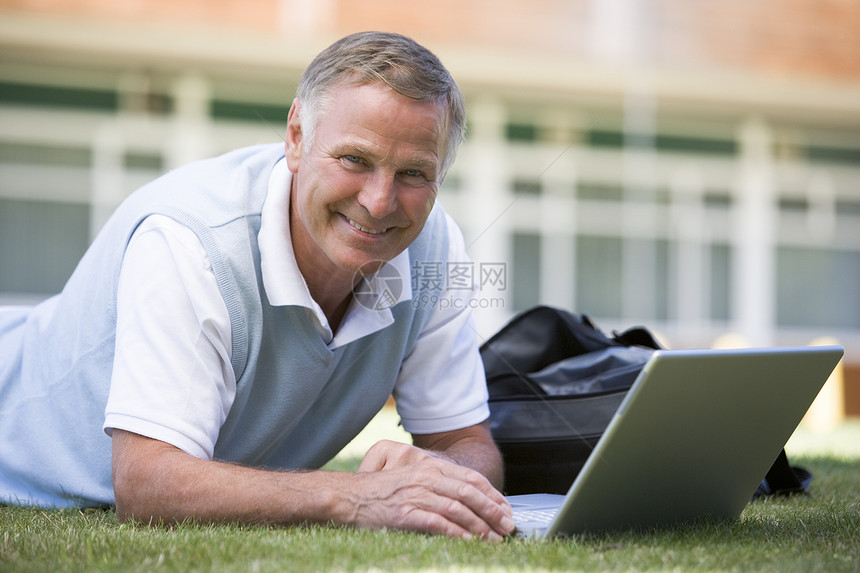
[835, 199, 860, 217]
[511, 179, 541, 195]
[619, 238, 670, 321]
[778, 197, 809, 213]
[210, 99, 290, 125]
[654, 239, 670, 321]
[575, 235, 622, 318]
[806, 145, 860, 165]
[585, 129, 735, 156]
[0, 143, 91, 167]
[512, 232, 541, 312]
[776, 246, 860, 329]
[505, 123, 539, 142]
[0, 81, 118, 111]
[124, 152, 163, 171]
[577, 182, 623, 202]
[0, 199, 89, 295]
[709, 243, 732, 321]
[703, 192, 732, 210]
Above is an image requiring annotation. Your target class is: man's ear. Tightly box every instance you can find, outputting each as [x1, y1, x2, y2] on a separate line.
[285, 98, 303, 172]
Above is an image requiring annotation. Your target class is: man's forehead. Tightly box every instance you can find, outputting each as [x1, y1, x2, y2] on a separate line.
[327, 78, 446, 113]
[318, 83, 444, 159]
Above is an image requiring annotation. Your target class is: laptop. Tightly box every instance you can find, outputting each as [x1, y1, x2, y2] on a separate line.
[507, 345, 844, 538]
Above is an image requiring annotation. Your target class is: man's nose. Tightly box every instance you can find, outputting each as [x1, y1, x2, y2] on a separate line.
[358, 170, 398, 220]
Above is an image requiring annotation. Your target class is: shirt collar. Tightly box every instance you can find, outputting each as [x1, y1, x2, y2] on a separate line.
[258, 157, 413, 348]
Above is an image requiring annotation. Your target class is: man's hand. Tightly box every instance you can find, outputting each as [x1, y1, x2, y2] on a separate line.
[352, 440, 514, 541]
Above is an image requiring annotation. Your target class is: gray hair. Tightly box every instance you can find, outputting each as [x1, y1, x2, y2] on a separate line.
[295, 31, 466, 178]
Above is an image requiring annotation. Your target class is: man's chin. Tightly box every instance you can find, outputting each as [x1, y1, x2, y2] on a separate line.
[338, 245, 406, 276]
[354, 259, 387, 275]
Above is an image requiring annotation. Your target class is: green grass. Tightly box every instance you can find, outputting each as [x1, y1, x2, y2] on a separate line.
[3, 423, 860, 572]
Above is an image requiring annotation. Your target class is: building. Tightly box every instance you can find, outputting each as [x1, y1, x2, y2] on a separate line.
[1, 0, 859, 415]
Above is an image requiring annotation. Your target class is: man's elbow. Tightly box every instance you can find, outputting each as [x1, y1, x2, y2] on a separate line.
[111, 429, 174, 524]
[111, 485, 136, 524]
[112, 456, 156, 524]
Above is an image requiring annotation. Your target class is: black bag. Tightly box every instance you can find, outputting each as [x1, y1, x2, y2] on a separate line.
[481, 305, 812, 498]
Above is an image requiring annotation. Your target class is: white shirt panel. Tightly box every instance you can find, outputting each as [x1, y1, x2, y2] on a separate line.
[104, 215, 235, 459]
[258, 159, 332, 341]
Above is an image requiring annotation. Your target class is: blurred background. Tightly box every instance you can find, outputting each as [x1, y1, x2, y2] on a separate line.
[1, 0, 858, 423]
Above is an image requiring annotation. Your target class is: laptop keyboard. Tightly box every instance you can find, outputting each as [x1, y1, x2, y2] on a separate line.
[512, 508, 558, 524]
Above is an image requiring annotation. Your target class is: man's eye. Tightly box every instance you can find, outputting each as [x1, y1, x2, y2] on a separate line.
[403, 169, 423, 178]
[343, 155, 362, 164]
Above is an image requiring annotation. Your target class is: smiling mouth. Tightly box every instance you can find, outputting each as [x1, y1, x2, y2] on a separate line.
[347, 218, 389, 235]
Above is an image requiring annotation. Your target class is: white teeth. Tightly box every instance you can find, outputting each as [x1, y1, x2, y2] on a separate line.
[348, 218, 386, 235]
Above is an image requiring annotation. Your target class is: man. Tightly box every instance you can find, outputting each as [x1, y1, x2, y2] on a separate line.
[0, 32, 515, 541]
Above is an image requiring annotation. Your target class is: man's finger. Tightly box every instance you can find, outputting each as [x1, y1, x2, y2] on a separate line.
[419, 469, 515, 537]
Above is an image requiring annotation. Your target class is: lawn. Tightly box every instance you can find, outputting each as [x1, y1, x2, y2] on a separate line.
[2, 415, 859, 572]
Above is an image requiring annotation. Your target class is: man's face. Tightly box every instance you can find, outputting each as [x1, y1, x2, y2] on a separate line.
[286, 81, 445, 278]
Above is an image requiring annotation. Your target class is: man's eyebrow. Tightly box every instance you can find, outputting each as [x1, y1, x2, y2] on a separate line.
[403, 156, 439, 172]
[330, 143, 374, 158]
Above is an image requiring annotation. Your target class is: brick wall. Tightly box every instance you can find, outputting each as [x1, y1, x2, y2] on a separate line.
[0, 0, 280, 33]
[845, 365, 860, 417]
[2, 0, 857, 81]
[655, 0, 860, 80]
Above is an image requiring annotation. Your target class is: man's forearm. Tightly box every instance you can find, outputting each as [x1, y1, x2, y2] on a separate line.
[112, 429, 514, 540]
[428, 441, 505, 492]
[411, 420, 505, 492]
[111, 429, 356, 526]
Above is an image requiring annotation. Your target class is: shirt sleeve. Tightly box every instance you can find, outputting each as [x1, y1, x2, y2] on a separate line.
[393, 213, 490, 435]
[103, 215, 235, 460]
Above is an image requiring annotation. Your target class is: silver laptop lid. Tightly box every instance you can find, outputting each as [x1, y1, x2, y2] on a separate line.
[546, 345, 844, 537]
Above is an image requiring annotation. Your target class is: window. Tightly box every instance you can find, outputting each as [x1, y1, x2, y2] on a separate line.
[505, 123, 539, 142]
[0, 81, 118, 111]
[210, 99, 290, 125]
[512, 232, 541, 312]
[709, 244, 732, 322]
[511, 179, 541, 195]
[0, 199, 89, 295]
[585, 129, 736, 155]
[575, 235, 622, 318]
[777, 247, 860, 329]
